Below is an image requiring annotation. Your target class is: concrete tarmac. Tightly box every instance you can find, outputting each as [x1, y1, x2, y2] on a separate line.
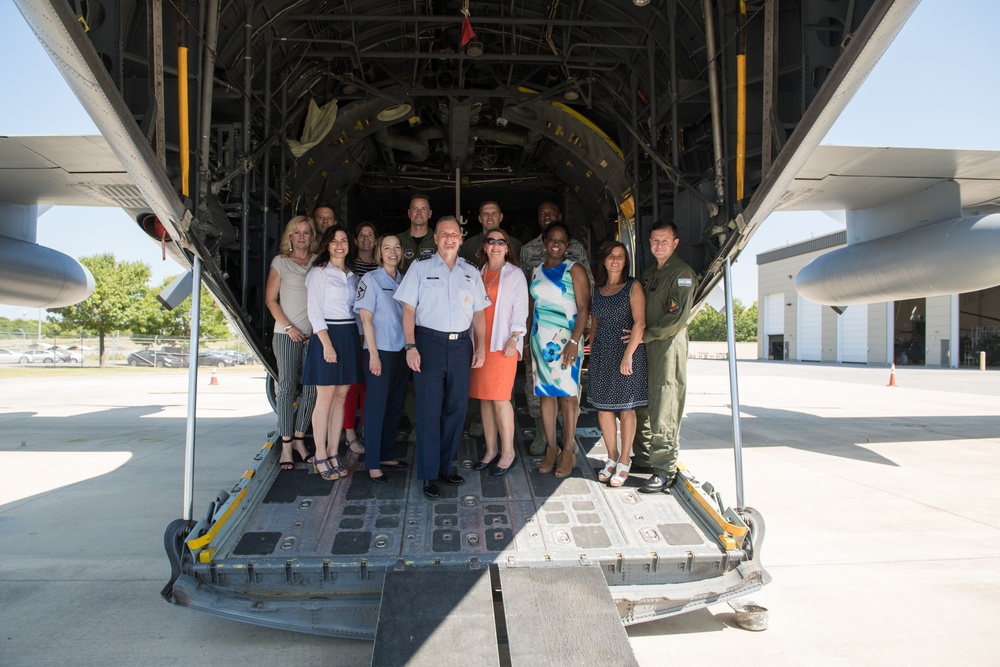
[1, 361, 998, 665]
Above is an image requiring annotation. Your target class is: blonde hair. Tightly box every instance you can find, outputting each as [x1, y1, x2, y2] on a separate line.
[374, 234, 401, 266]
[279, 215, 316, 256]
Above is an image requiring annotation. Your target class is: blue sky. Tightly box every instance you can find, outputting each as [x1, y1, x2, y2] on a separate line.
[1, 0, 997, 318]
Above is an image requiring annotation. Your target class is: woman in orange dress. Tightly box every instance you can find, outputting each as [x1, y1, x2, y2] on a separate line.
[468, 229, 529, 476]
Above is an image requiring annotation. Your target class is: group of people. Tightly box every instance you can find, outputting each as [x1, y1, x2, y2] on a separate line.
[265, 194, 697, 499]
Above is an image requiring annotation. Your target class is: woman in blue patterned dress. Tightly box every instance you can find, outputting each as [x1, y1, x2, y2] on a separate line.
[529, 222, 590, 478]
[587, 241, 647, 487]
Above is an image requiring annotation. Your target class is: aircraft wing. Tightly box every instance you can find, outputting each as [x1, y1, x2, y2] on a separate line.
[776, 145, 1000, 213]
[0, 135, 144, 209]
[774, 146, 1000, 305]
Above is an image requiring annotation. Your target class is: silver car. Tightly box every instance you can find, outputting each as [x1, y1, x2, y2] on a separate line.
[18, 349, 58, 364]
[0, 348, 22, 364]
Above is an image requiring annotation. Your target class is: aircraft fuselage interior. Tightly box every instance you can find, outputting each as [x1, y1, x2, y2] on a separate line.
[13, 0, 913, 375]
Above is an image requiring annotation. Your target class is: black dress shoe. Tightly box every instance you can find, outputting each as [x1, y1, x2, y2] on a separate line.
[472, 454, 500, 471]
[438, 472, 465, 485]
[491, 456, 517, 477]
[369, 473, 387, 485]
[639, 473, 676, 494]
[381, 460, 408, 471]
[423, 482, 440, 499]
[631, 463, 657, 475]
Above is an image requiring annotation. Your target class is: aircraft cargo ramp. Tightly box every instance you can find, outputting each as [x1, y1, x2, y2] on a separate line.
[163, 393, 768, 652]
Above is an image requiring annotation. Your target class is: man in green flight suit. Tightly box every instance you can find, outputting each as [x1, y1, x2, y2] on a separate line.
[399, 193, 438, 273]
[635, 221, 698, 493]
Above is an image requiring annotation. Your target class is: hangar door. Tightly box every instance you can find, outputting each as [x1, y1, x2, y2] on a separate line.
[797, 295, 822, 361]
[838, 305, 868, 363]
[764, 293, 785, 360]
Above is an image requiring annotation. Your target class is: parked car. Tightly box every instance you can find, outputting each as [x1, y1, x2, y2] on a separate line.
[197, 350, 234, 367]
[127, 350, 185, 368]
[221, 350, 252, 365]
[55, 350, 84, 363]
[18, 349, 58, 364]
[0, 348, 22, 364]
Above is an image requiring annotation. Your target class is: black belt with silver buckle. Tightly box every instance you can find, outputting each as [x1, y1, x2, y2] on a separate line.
[416, 326, 471, 341]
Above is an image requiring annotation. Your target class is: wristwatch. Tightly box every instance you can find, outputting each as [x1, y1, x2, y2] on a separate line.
[569, 338, 579, 346]
[405, 343, 417, 351]
[283, 324, 294, 332]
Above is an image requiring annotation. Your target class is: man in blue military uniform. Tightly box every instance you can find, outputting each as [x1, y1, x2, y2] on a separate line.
[395, 216, 488, 498]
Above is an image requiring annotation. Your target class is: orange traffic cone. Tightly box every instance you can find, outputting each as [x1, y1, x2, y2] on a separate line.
[887, 363, 897, 387]
[210, 368, 220, 385]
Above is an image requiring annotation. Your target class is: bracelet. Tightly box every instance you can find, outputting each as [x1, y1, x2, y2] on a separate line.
[509, 333, 520, 340]
[569, 338, 579, 346]
[283, 324, 294, 332]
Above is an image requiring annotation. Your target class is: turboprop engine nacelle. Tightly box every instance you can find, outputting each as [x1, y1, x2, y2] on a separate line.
[795, 214, 1000, 307]
[0, 236, 95, 308]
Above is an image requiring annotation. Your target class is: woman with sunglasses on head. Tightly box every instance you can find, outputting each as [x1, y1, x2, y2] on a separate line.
[468, 229, 529, 476]
[528, 222, 590, 478]
[302, 226, 363, 481]
[264, 214, 318, 470]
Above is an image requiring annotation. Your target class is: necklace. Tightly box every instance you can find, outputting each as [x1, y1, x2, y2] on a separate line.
[602, 278, 626, 296]
[482, 267, 501, 292]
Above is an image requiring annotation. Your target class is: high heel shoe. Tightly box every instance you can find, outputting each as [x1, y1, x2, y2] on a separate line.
[554, 449, 576, 478]
[314, 457, 336, 480]
[491, 455, 517, 477]
[473, 453, 500, 471]
[278, 437, 295, 470]
[538, 446, 560, 474]
[597, 458, 616, 483]
[608, 460, 631, 487]
[292, 436, 312, 463]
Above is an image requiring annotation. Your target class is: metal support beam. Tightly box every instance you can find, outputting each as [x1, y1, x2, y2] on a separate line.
[240, 0, 252, 309]
[182, 255, 203, 521]
[761, 0, 778, 176]
[702, 0, 727, 213]
[723, 256, 745, 509]
[147, 0, 166, 166]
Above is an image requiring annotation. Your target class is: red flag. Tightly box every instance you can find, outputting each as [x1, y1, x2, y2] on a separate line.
[461, 15, 476, 47]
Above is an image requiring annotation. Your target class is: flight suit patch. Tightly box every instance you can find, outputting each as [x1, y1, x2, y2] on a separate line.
[404, 249, 414, 259]
[678, 278, 692, 287]
[668, 298, 680, 314]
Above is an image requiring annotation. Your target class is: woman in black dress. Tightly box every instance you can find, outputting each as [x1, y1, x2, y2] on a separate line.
[586, 241, 647, 487]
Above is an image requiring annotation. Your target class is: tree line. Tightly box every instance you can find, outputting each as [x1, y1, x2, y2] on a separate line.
[688, 299, 757, 342]
[43, 254, 230, 366]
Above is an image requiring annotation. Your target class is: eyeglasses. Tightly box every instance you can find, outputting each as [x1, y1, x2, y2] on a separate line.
[485, 238, 507, 246]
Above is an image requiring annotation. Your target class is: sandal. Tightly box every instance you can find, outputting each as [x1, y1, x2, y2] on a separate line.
[597, 459, 616, 483]
[314, 457, 337, 480]
[538, 446, 560, 474]
[328, 455, 348, 479]
[609, 460, 631, 487]
[346, 437, 365, 455]
[278, 437, 295, 470]
[554, 449, 576, 478]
